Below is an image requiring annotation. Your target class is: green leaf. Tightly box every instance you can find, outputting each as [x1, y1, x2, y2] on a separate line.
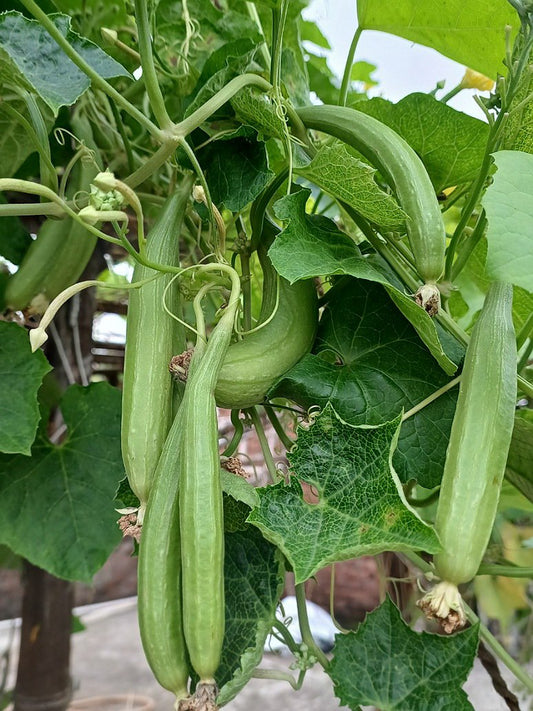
[0, 382, 124, 581]
[200, 135, 273, 212]
[231, 87, 287, 140]
[216, 525, 285, 705]
[221, 469, 259, 510]
[505, 410, 533, 504]
[0, 195, 31, 263]
[248, 404, 440, 584]
[357, 0, 517, 79]
[271, 278, 458, 488]
[185, 38, 262, 117]
[300, 19, 330, 49]
[0, 98, 54, 179]
[482, 150, 533, 293]
[448, 237, 533, 334]
[0, 12, 130, 114]
[329, 596, 478, 711]
[294, 141, 407, 229]
[0, 322, 50, 455]
[156, 0, 262, 98]
[353, 94, 489, 192]
[270, 189, 460, 375]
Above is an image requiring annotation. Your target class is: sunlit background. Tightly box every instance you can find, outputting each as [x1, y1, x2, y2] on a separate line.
[304, 0, 488, 119]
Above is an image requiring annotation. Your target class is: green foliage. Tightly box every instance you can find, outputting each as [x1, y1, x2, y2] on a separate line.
[248, 404, 441, 583]
[271, 278, 458, 488]
[0, 0, 532, 705]
[0, 12, 130, 114]
[357, 0, 517, 78]
[329, 597, 479, 710]
[0, 321, 51, 455]
[0, 382, 124, 581]
[482, 150, 533, 293]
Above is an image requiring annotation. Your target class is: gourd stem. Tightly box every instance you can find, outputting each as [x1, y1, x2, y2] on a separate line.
[294, 584, 330, 669]
[405, 488, 440, 508]
[339, 26, 363, 107]
[402, 376, 461, 421]
[477, 564, 533, 578]
[19, 0, 163, 140]
[451, 210, 487, 281]
[263, 405, 294, 452]
[517, 339, 533, 374]
[245, 406, 279, 484]
[245, 2, 271, 68]
[221, 410, 244, 458]
[124, 139, 180, 189]
[517, 312, 533, 351]
[133, 0, 172, 129]
[174, 74, 272, 139]
[239, 250, 253, 332]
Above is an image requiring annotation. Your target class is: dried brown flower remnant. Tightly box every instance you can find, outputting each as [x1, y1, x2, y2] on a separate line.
[220, 455, 250, 480]
[118, 512, 142, 543]
[169, 349, 193, 382]
[177, 683, 218, 711]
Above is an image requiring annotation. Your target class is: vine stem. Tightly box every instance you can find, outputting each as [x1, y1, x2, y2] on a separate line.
[263, 405, 294, 452]
[251, 668, 305, 690]
[402, 376, 461, 422]
[402, 551, 533, 693]
[477, 565, 533, 578]
[19, 0, 164, 140]
[517, 312, 533, 351]
[133, 0, 172, 129]
[450, 210, 487, 282]
[245, 406, 279, 484]
[294, 584, 330, 669]
[339, 26, 363, 107]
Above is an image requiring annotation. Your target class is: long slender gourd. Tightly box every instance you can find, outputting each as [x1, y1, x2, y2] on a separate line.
[215, 222, 318, 409]
[179, 269, 241, 686]
[137, 325, 208, 702]
[297, 104, 446, 312]
[419, 281, 517, 631]
[5, 113, 100, 315]
[121, 176, 193, 519]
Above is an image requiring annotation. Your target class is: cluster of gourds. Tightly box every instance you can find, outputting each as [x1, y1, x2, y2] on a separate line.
[121, 180, 318, 707]
[13, 97, 518, 700]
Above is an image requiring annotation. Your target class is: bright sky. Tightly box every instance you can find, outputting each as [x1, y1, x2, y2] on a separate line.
[304, 0, 489, 120]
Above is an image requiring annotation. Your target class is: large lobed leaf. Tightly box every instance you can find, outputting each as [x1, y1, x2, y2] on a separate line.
[0, 12, 130, 114]
[271, 278, 458, 488]
[270, 189, 460, 375]
[0, 321, 50, 455]
[505, 410, 533, 504]
[329, 597, 478, 711]
[482, 150, 533, 294]
[353, 94, 489, 193]
[357, 0, 517, 79]
[247, 404, 441, 584]
[0, 382, 124, 581]
[294, 140, 407, 229]
[217, 523, 285, 706]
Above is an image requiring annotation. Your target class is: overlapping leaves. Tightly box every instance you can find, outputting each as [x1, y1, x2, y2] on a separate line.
[271, 278, 458, 487]
[248, 404, 440, 583]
